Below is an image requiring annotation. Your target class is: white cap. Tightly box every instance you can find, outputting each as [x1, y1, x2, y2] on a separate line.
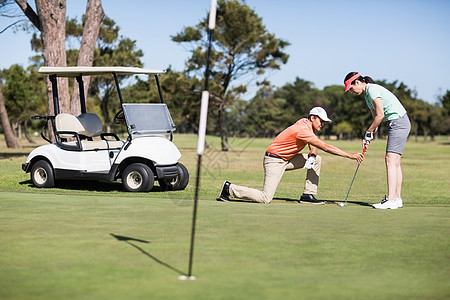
[309, 107, 332, 122]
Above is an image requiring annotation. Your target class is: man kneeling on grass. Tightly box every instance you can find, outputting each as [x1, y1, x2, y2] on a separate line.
[218, 107, 364, 204]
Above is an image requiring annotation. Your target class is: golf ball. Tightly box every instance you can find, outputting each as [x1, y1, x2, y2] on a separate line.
[338, 203, 345, 207]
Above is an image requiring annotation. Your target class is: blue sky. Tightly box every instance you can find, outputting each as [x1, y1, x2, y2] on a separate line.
[1, 0, 449, 104]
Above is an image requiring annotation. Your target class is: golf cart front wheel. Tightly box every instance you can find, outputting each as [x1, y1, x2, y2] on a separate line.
[31, 160, 55, 188]
[158, 163, 189, 191]
[122, 163, 154, 192]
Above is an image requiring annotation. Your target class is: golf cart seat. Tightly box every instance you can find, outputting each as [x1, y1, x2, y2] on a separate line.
[55, 113, 124, 151]
[77, 113, 103, 137]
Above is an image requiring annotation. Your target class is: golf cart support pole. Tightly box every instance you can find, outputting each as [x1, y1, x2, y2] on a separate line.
[113, 73, 124, 105]
[155, 75, 165, 103]
[184, 0, 217, 281]
[49, 74, 60, 115]
[76, 75, 87, 114]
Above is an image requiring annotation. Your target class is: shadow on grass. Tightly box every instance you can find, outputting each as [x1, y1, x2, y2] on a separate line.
[0, 152, 30, 159]
[216, 197, 371, 207]
[19, 179, 167, 192]
[273, 197, 372, 207]
[324, 199, 372, 207]
[110, 234, 186, 276]
[215, 198, 253, 203]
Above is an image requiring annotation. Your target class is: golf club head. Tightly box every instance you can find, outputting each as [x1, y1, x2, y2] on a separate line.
[178, 275, 197, 281]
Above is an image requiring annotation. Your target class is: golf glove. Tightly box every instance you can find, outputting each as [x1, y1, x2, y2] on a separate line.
[304, 155, 316, 169]
[363, 131, 374, 144]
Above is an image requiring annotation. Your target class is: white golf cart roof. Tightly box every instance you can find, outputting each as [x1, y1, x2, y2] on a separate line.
[38, 66, 165, 77]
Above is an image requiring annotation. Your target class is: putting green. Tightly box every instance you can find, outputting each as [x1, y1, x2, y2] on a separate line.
[1, 136, 448, 299]
[0, 191, 449, 300]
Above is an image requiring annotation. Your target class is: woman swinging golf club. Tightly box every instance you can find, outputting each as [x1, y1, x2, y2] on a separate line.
[344, 72, 411, 209]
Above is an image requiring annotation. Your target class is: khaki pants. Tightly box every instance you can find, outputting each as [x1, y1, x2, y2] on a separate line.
[229, 154, 322, 203]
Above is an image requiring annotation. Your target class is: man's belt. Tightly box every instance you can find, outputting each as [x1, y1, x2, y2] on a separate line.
[265, 152, 284, 160]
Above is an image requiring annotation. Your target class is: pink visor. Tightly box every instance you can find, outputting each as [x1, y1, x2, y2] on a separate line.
[344, 73, 361, 92]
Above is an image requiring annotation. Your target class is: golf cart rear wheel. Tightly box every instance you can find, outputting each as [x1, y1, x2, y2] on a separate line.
[158, 163, 189, 191]
[122, 163, 154, 192]
[31, 160, 55, 188]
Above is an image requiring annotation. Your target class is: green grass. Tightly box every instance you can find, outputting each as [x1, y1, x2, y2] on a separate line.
[0, 134, 449, 299]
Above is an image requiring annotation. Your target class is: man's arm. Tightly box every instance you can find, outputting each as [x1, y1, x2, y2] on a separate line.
[308, 144, 317, 157]
[308, 137, 364, 163]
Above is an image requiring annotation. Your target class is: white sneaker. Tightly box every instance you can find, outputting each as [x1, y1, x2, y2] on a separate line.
[395, 198, 403, 208]
[372, 197, 398, 209]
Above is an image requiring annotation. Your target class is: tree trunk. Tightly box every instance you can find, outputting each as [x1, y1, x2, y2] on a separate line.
[24, 121, 35, 143]
[17, 121, 22, 138]
[97, 90, 111, 131]
[32, 0, 70, 114]
[218, 102, 229, 151]
[0, 79, 19, 148]
[70, 0, 104, 115]
[414, 124, 418, 142]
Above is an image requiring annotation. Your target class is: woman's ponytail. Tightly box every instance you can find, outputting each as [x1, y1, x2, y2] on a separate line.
[363, 76, 375, 84]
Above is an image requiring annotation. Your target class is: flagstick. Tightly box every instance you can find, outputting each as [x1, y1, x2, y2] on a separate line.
[180, 0, 216, 281]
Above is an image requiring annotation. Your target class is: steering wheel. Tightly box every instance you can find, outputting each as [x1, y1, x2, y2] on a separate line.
[114, 109, 125, 124]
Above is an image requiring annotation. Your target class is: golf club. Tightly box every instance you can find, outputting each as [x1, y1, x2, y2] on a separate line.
[338, 146, 367, 207]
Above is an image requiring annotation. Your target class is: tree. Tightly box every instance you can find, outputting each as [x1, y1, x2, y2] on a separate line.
[240, 82, 287, 137]
[381, 80, 427, 141]
[2, 65, 47, 143]
[90, 35, 144, 131]
[15, 0, 69, 115]
[321, 85, 369, 140]
[275, 77, 317, 124]
[14, 0, 104, 117]
[69, 0, 104, 114]
[333, 121, 353, 140]
[438, 90, 450, 135]
[157, 70, 203, 133]
[439, 90, 450, 116]
[0, 74, 19, 148]
[172, 0, 289, 151]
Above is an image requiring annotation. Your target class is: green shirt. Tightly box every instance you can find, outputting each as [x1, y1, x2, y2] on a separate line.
[365, 83, 407, 121]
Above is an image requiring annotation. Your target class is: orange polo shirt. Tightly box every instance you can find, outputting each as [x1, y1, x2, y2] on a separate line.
[266, 118, 318, 160]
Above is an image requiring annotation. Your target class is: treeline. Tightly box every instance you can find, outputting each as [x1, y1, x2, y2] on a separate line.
[157, 74, 450, 141]
[1, 65, 449, 143]
[122, 71, 450, 141]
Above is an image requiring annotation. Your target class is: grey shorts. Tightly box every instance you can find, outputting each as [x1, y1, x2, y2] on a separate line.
[386, 114, 411, 155]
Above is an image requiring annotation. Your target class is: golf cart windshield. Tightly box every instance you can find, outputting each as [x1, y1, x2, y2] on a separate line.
[123, 103, 176, 137]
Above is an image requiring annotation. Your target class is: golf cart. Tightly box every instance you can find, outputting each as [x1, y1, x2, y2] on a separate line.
[22, 66, 189, 192]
